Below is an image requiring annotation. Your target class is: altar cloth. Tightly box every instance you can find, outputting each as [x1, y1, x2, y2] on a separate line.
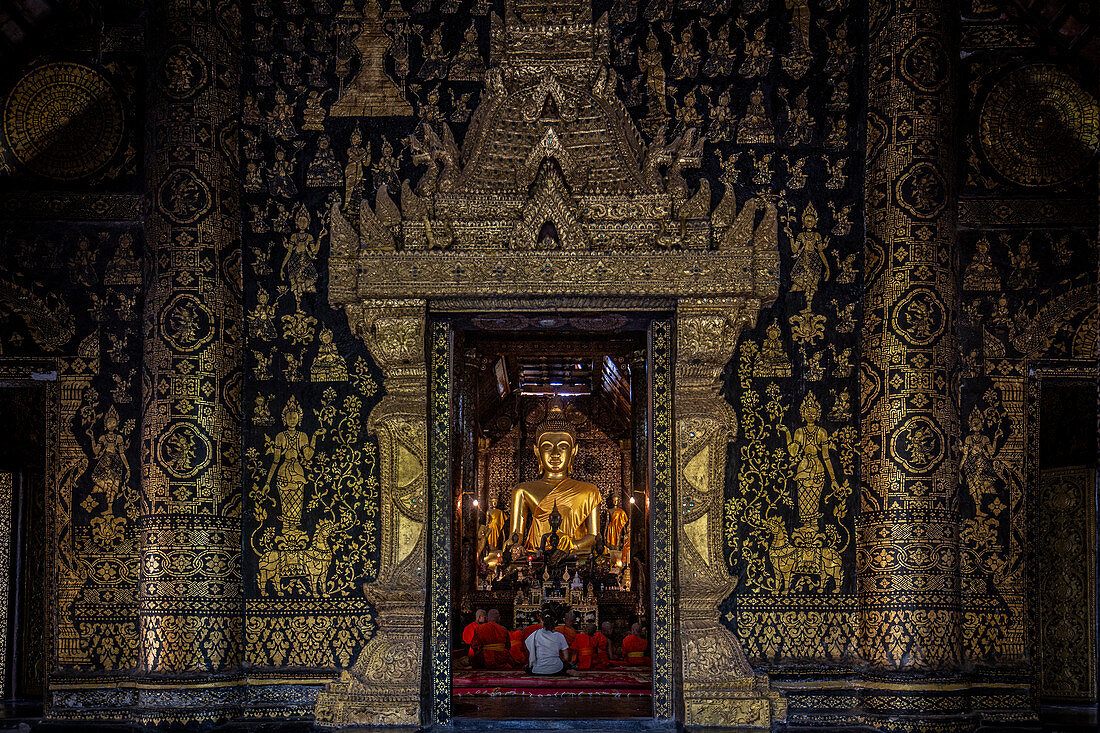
[452, 668, 652, 697]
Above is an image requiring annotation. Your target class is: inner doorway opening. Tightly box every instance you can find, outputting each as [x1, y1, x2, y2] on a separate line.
[449, 323, 653, 722]
[0, 382, 50, 714]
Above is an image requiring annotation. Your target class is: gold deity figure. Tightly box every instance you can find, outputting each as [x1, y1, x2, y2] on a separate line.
[91, 406, 130, 504]
[959, 407, 997, 511]
[604, 491, 631, 568]
[790, 202, 829, 309]
[779, 393, 843, 525]
[508, 398, 601, 553]
[265, 396, 323, 532]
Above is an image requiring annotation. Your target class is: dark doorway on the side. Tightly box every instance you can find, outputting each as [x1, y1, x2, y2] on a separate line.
[0, 383, 50, 713]
[1035, 374, 1098, 724]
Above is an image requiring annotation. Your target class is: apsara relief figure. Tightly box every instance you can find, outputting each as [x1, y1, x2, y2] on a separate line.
[265, 396, 324, 531]
[91, 405, 130, 505]
[779, 393, 844, 526]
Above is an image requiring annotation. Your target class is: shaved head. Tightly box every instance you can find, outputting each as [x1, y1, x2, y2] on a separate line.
[487, 608, 501, 623]
[601, 621, 612, 635]
[475, 608, 487, 623]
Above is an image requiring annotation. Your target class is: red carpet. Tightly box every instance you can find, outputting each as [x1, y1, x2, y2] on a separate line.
[453, 668, 652, 697]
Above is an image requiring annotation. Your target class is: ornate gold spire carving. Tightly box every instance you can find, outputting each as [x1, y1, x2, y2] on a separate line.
[321, 1, 782, 726]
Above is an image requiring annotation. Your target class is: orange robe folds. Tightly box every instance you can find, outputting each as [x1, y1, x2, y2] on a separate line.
[591, 631, 610, 669]
[555, 624, 578, 645]
[471, 621, 512, 669]
[509, 629, 527, 666]
[462, 621, 481, 656]
[570, 632, 594, 669]
[621, 634, 650, 665]
[604, 507, 629, 548]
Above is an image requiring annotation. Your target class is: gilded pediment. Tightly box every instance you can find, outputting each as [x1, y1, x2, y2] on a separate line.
[328, 0, 779, 305]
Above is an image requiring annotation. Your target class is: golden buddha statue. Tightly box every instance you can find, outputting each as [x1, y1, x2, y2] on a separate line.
[508, 397, 602, 553]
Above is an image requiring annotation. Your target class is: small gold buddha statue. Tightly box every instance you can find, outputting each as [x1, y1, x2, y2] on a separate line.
[508, 397, 602, 553]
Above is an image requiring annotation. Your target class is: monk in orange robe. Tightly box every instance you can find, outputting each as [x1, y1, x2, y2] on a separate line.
[592, 621, 612, 669]
[555, 610, 578, 645]
[471, 609, 512, 669]
[508, 628, 528, 667]
[462, 608, 486, 658]
[571, 623, 598, 669]
[621, 622, 650, 666]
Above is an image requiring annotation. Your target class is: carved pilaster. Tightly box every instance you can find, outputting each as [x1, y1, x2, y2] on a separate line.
[675, 299, 785, 728]
[315, 299, 427, 727]
[858, 0, 960, 671]
[138, 0, 242, 687]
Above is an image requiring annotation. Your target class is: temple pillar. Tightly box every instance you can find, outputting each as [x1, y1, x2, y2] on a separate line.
[858, 0, 960, 670]
[138, 0, 243, 700]
[314, 299, 428, 727]
[674, 299, 785, 728]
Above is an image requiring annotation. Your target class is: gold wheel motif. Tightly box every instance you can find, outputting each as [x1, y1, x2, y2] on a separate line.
[979, 64, 1099, 187]
[3, 62, 124, 181]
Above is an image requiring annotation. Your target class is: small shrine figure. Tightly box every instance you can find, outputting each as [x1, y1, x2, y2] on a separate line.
[783, 89, 815, 146]
[302, 90, 327, 130]
[344, 129, 371, 209]
[781, 0, 812, 78]
[736, 86, 774, 144]
[738, 19, 771, 79]
[500, 532, 520, 568]
[267, 147, 298, 199]
[959, 407, 997, 513]
[604, 492, 630, 559]
[249, 288, 278, 341]
[706, 88, 734, 142]
[963, 236, 1000, 291]
[268, 88, 296, 140]
[779, 393, 844, 526]
[418, 27, 450, 80]
[539, 503, 573, 570]
[670, 24, 700, 80]
[638, 30, 669, 133]
[310, 327, 348, 381]
[306, 135, 342, 188]
[703, 22, 737, 77]
[449, 21, 485, 81]
[1008, 238, 1038, 290]
[754, 322, 792, 378]
[478, 508, 508, 565]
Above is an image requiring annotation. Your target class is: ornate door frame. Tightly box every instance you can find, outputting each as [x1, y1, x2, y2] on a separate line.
[314, 298, 785, 728]
[424, 313, 677, 725]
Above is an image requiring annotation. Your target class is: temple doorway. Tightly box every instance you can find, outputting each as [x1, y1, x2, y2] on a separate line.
[447, 319, 654, 722]
[1032, 367, 1098, 716]
[0, 382, 50, 712]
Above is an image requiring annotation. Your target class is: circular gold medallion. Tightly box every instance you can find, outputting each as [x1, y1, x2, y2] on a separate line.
[979, 65, 1099, 187]
[3, 62, 125, 181]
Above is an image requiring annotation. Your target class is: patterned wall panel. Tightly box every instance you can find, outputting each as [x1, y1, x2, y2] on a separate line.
[716, 0, 864, 665]
[241, 0, 388, 673]
[957, 0, 1098, 672]
[0, 223, 145, 675]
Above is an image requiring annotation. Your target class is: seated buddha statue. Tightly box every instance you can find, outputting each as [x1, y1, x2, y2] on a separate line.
[508, 397, 602, 554]
[539, 504, 573, 570]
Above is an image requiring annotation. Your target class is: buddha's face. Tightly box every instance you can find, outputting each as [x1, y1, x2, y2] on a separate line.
[535, 430, 576, 477]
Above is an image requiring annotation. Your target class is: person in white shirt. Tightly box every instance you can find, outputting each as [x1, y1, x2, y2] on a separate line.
[525, 613, 571, 675]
